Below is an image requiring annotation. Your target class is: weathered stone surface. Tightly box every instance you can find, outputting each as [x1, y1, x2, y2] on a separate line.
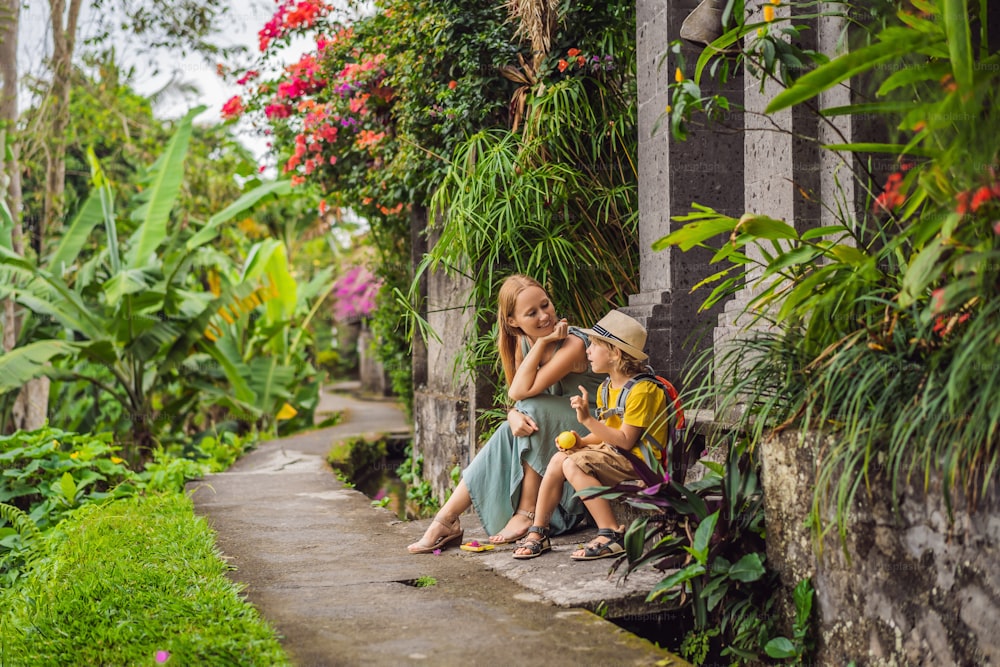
[763, 430, 1000, 665]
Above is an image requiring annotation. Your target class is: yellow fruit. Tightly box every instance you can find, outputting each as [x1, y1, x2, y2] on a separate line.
[556, 431, 576, 450]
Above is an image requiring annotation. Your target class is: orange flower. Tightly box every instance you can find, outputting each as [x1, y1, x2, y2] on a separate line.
[448, 80, 457, 89]
[558, 59, 569, 73]
[763, 4, 776, 21]
[567, 48, 581, 57]
[674, 67, 684, 83]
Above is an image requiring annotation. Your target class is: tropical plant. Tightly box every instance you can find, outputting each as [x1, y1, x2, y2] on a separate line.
[415, 0, 639, 403]
[590, 438, 785, 664]
[655, 0, 999, 537]
[0, 106, 296, 456]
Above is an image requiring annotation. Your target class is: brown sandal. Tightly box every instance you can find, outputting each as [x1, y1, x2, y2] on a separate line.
[489, 508, 535, 545]
[407, 515, 464, 554]
[512, 526, 551, 560]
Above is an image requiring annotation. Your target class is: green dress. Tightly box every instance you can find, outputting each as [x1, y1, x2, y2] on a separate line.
[464, 327, 604, 537]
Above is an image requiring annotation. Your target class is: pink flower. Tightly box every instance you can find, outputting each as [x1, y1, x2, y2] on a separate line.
[221, 95, 244, 120]
[155, 650, 170, 664]
[931, 288, 947, 314]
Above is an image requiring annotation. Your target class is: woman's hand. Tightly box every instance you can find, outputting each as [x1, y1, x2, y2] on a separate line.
[507, 408, 539, 437]
[538, 318, 569, 345]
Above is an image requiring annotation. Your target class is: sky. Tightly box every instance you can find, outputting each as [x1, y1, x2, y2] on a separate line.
[17, 0, 310, 164]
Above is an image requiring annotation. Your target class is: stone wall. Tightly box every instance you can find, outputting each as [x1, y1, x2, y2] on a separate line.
[763, 430, 1000, 665]
[410, 208, 486, 500]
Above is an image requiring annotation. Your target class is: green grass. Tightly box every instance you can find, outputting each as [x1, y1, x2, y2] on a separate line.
[0, 493, 290, 666]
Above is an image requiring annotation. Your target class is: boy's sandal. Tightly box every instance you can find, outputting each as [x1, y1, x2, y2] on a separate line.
[511, 526, 552, 560]
[571, 528, 624, 561]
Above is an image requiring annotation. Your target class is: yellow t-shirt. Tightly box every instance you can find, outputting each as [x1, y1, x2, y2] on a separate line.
[598, 379, 669, 461]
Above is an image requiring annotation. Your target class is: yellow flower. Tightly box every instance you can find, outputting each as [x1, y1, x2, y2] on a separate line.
[674, 67, 684, 83]
[757, 27, 767, 37]
[276, 403, 298, 421]
[763, 5, 775, 21]
[70, 452, 79, 459]
[769, 0, 780, 4]
[665, 104, 672, 113]
[111, 456, 124, 464]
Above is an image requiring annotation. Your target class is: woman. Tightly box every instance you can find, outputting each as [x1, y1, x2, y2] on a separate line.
[407, 274, 604, 553]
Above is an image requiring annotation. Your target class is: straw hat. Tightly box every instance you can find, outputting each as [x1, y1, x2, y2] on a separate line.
[579, 310, 648, 361]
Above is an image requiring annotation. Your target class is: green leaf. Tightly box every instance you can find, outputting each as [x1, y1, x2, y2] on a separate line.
[654, 213, 737, 252]
[692, 510, 720, 563]
[821, 142, 935, 157]
[0, 195, 14, 251]
[766, 30, 935, 113]
[186, 179, 292, 251]
[899, 237, 945, 308]
[0, 341, 79, 392]
[59, 472, 77, 503]
[740, 215, 798, 240]
[828, 244, 867, 266]
[943, 0, 972, 87]
[764, 637, 798, 659]
[103, 268, 156, 307]
[125, 106, 203, 266]
[47, 191, 104, 275]
[728, 552, 766, 582]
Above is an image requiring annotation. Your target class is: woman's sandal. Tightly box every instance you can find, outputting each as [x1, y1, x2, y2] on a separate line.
[407, 515, 464, 554]
[511, 525, 551, 560]
[488, 509, 535, 545]
[570, 528, 624, 561]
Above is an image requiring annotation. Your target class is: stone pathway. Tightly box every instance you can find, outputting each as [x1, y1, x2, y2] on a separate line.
[188, 383, 689, 666]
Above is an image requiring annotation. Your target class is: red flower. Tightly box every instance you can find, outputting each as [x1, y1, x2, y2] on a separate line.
[221, 95, 244, 120]
[956, 189, 972, 215]
[873, 170, 905, 214]
[448, 80, 457, 90]
[576, 56, 586, 67]
[970, 185, 995, 213]
[557, 59, 568, 72]
[567, 48, 581, 57]
[931, 288, 947, 314]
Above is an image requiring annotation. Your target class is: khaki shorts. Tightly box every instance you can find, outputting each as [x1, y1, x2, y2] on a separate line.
[567, 443, 637, 486]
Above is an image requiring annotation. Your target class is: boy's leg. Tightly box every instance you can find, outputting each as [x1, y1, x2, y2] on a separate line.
[512, 453, 567, 558]
[563, 457, 623, 559]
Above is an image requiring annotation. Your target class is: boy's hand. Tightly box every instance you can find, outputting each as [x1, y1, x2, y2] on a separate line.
[571, 385, 591, 424]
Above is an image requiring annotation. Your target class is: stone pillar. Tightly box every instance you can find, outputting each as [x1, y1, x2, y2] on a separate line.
[712, 0, 822, 414]
[410, 207, 485, 500]
[629, 0, 744, 391]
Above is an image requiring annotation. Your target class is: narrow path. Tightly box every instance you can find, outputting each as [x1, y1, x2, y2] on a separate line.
[188, 384, 688, 667]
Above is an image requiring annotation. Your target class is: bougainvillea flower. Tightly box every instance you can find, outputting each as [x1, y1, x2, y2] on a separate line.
[221, 95, 244, 120]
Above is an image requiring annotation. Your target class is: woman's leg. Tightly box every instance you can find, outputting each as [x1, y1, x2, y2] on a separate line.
[406, 480, 471, 553]
[488, 463, 541, 543]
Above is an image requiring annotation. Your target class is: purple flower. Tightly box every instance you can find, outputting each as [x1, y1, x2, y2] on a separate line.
[155, 651, 170, 664]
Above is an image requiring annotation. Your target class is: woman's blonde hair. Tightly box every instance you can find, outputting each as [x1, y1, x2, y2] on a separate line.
[497, 274, 546, 386]
[589, 338, 646, 377]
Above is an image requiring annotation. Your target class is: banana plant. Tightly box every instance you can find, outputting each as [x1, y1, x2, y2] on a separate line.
[0, 106, 296, 458]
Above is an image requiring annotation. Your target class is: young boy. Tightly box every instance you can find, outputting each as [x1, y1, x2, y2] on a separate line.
[512, 310, 668, 560]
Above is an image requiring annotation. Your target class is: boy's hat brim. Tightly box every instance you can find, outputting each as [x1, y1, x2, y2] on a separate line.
[579, 310, 648, 361]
